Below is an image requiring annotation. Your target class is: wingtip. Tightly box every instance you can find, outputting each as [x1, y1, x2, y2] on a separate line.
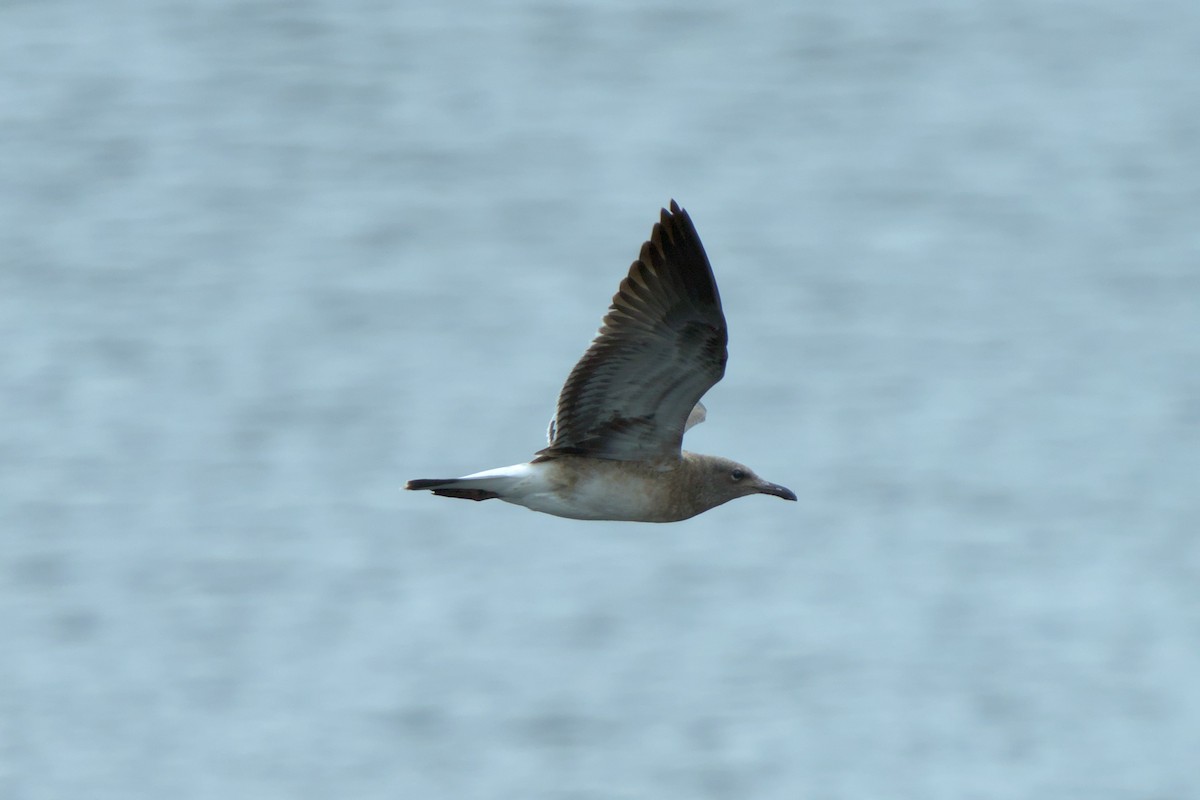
[661, 199, 689, 234]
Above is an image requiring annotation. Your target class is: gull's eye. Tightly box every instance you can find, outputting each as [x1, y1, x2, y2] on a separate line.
[730, 469, 746, 482]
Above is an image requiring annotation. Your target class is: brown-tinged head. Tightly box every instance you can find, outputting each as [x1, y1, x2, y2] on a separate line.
[686, 454, 797, 514]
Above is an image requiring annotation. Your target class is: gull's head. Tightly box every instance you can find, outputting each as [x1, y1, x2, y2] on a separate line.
[696, 455, 797, 507]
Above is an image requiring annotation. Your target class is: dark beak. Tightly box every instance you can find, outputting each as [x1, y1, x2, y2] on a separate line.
[757, 480, 797, 501]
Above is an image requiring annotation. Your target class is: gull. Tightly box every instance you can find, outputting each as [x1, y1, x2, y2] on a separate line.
[406, 201, 796, 522]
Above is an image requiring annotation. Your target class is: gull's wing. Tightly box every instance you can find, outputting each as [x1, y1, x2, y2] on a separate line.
[537, 201, 727, 464]
[546, 399, 707, 444]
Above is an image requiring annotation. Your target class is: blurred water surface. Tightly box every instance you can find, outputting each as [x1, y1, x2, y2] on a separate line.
[2, 1, 1199, 798]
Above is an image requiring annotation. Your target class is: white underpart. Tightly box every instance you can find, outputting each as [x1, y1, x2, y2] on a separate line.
[458, 461, 663, 521]
[461, 463, 538, 482]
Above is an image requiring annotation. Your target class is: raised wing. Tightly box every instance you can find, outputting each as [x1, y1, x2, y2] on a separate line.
[537, 201, 727, 463]
[547, 399, 707, 445]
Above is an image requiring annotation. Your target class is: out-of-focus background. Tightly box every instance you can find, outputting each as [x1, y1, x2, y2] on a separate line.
[3, 1, 1199, 797]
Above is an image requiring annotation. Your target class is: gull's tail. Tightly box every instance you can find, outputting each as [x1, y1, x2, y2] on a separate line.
[405, 478, 501, 501]
[405, 464, 533, 502]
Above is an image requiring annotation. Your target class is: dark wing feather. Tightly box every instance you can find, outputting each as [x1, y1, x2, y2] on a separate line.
[537, 201, 727, 463]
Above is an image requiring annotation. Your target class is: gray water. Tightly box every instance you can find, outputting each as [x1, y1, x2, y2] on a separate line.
[3, 1, 1199, 798]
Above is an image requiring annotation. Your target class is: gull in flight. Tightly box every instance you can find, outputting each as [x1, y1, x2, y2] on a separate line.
[406, 201, 796, 522]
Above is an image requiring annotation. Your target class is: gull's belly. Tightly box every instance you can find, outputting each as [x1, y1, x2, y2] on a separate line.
[510, 464, 672, 522]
